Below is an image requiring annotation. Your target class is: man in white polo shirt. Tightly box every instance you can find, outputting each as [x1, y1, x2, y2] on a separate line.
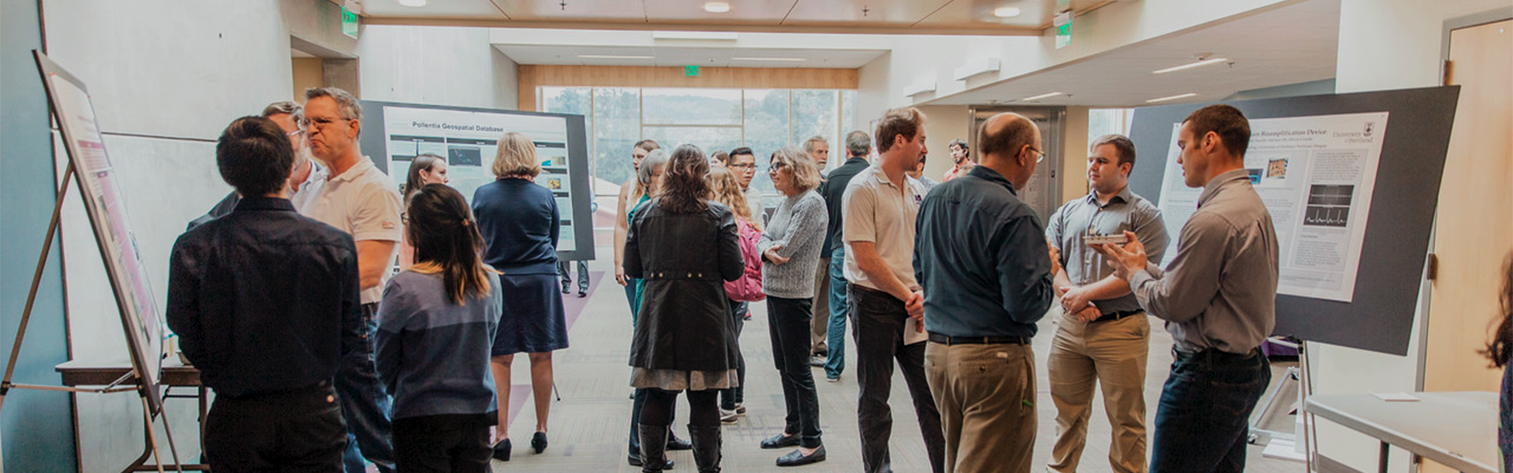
[299, 87, 402, 473]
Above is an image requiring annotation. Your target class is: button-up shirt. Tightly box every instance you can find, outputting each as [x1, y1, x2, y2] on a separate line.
[843, 163, 925, 293]
[166, 197, 361, 398]
[915, 165, 1054, 338]
[1046, 185, 1169, 315]
[1130, 169, 1278, 354]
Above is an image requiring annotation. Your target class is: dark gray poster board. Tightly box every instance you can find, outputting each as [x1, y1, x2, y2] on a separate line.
[1128, 86, 1460, 356]
[357, 101, 595, 261]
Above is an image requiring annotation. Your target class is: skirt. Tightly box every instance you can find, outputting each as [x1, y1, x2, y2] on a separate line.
[630, 368, 738, 391]
[492, 272, 569, 356]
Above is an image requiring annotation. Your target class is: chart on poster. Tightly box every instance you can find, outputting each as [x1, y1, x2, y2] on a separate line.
[1156, 111, 1389, 303]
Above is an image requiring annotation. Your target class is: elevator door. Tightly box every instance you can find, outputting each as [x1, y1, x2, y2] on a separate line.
[968, 107, 1064, 222]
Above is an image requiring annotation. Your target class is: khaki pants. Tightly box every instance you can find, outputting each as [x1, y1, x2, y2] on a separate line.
[925, 341, 1036, 473]
[1047, 309, 1151, 473]
[809, 256, 830, 354]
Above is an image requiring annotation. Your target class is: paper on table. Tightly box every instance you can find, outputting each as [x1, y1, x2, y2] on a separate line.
[1371, 392, 1420, 402]
[905, 317, 927, 345]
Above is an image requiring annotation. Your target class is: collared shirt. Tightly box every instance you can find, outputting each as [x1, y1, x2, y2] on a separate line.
[1130, 169, 1279, 354]
[1046, 185, 1169, 315]
[843, 163, 925, 293]
[819, 156, 870, 255]
[744, 185, 766, 228]
[914, 165, 1054, 338]
[166, 197, 361, 398]
[298, 157, 404, 304]
[943, 162, 973, 182]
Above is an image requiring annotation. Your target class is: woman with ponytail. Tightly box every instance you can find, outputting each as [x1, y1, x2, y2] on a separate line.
[472, 132, 570, 461]
[375, 183, 501, 472]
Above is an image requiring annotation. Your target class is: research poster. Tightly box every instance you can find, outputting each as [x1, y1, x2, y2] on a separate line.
[381, 106, 579, 253]
[1156, 111, 1389, 302]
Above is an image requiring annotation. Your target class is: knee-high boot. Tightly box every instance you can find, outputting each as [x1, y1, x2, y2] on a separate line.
[687, 424, 722, 473]
[637, 424, 671, 472]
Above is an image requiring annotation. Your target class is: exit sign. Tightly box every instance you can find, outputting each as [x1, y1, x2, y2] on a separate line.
[1054, 10, 1072, 49]
[685, 65, 699, 77]
[341, 5, 359, 39]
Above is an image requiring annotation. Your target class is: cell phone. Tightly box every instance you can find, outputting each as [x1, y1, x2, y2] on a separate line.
[1083, 234, 1129, 245]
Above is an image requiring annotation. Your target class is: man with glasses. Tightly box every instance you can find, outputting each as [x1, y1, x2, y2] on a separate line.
[297, 87, 401, 473]
[188, 101, 318, 230]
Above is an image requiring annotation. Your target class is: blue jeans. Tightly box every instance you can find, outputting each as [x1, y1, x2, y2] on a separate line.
[339, 304, 396, 473]
[823, 247, 849, 379]
[1149, 348, 1271, 473]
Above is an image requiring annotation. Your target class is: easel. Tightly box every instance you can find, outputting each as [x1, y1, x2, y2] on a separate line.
[1247, 336, 1319, 472]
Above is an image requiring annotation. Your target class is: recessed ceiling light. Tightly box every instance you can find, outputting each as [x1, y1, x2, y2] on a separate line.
[398, 0, 426, 6]
[1022, 91, 1062, 101]
[994, 7, 1021, 18]
[578, 54, 655, 60]
[730, 57, 806, 62]
[704, 2, 730, 13]
[1153, 57, 1229, 74]
[1146, 93, 1198, 103]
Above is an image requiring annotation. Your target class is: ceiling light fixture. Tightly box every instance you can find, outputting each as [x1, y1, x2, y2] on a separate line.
[577, 54, 655, 60]
[1021, 91, 1063, 101]
[398, 0, 426, 6]
[730, 57, 806, 62]
[704, 2, 730, 13]
[1153, 57, 1229, 74]
[994, 7, 1021, 18]
[1146, 93, 1198, 103]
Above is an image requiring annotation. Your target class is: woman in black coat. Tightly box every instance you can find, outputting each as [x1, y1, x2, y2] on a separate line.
[623, 144, 744, 473]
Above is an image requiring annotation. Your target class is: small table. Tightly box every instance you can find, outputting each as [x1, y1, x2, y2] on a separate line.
[1305, 391, 1498, 473]
[56, 358, 209, 472]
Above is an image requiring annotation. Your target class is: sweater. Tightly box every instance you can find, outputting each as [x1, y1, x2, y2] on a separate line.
[758, 190, 829, 299]
[375, 270, 502, 420]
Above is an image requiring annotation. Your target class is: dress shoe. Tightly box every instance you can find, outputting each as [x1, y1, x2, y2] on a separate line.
[776, 446, 827, 467]
[734, 403, 747, 414]
[531, 431, 548, 454]
[760, 433, 800, 449]
[667, 431, 693, 450]
[627, 453, 675, 468]
[491, 438, 511, 461]
[809, 355, 826, 367]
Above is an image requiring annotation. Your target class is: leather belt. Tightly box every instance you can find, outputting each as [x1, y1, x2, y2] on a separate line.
[927, 332, 1028, 346]
[1091, 309, 1143, 323]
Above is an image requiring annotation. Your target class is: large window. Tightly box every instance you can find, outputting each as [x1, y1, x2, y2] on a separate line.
[540, 86, 859, 223]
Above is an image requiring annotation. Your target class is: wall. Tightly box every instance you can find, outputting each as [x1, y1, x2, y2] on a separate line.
[518, 64, 855, 111]
[1316, 1, 1512, 472]
[0, 0, 76, 470]
[1061, 106, 1090, 204]
[356, 25, 519, 110]
[292, 57, 324, 101]
[916, 105, 971, 181]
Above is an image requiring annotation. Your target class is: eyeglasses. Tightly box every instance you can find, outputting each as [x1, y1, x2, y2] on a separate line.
[286, 128, 306, 139]
[728, 163, 756, 170]
[1027, 147, 1045, 164]
[305, 116, 349, 131]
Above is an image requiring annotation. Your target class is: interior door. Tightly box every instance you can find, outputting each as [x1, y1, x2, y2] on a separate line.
[968, 106, 1064, 221]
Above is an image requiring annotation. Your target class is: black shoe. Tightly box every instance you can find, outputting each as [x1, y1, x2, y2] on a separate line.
[531, 431, 548, 454]
[760, 433, 800, 449]
[578, 291, 588, 298]
[775, 446, 826, 467]
[627, 454, 674, 468]
[561, 285, 571, 294]
[491, 438, 511, 461]
[688, 424, 723, 473]
[667, 430, 693, 450]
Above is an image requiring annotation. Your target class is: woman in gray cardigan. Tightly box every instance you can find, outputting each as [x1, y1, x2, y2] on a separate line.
[756, 146, 831, 467]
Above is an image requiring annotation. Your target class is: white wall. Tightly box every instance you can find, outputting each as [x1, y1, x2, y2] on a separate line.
[357, 25, 519, 110]
[1315, 1, 1511, 471]
[916, 105, 972, 181]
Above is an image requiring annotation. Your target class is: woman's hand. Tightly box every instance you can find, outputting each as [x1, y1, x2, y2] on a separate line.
[616, 265, 629, 286]
[763, 246, 790, 265]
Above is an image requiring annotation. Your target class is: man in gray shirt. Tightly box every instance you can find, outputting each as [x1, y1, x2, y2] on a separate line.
[1045, 134, 1167, 473]
[1095, 104, 1277, 473]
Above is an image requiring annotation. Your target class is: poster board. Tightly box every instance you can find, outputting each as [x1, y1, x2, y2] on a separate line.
[357, 101, 595, 261]
[34, 51, 164, 413]
[1128, 86, 1459, 356]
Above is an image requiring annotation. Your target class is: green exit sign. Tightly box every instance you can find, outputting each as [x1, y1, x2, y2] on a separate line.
[1054, 10, 1072, 49]
[341, 6, 359, 39]
[685, 65, 699, 77]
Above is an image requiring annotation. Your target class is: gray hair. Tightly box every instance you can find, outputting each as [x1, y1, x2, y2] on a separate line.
[304, 87, 364, 123]
[845, 130, 871, 157]
[638, 149, 670, 185]
[771, 146, 822, 193]
[261, 101, 303, 124]
[1090, 134, 1137, 167]
[803, 135, 828, 153]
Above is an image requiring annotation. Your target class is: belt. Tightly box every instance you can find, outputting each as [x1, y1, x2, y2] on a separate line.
[1173, 347, 1262, 361]
[1091, 309, 1142, 323]
[927, 332, 1028, 346]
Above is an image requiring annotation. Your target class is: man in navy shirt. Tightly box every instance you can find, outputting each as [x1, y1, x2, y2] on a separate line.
[914, 112, 1056, 472]
[167, 116, 361, 472]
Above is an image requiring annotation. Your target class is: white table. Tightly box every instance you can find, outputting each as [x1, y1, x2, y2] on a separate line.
[1305, 391, 1498, 473]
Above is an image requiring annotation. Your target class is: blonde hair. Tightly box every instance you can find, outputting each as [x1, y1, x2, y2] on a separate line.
[709, 166, 761, 230]
[491, 132, 541, 178]
[769, 146, 822, 193]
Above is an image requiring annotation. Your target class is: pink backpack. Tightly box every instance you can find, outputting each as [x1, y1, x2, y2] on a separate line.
[724, 218, 766, 302]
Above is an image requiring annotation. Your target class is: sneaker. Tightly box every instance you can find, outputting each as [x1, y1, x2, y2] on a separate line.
[720, 408, 739, 424]
[809, 355, 826, 367]
[825, 375, 840, 383]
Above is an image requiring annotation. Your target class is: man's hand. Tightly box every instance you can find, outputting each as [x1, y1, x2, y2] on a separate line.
[1073, 303, 1101, 323]
[1047, 238, 1062, 277]
[763, 245, 790, 265]
[1060, 286, 1094, 314]
[1092, 230, 1147, 281]
[904, 290, 924, 319]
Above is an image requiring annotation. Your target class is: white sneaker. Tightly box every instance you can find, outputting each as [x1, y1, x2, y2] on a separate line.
[720, 408, 739, 424]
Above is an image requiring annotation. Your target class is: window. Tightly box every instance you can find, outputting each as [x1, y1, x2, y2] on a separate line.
[1088, 108, 1135, 145]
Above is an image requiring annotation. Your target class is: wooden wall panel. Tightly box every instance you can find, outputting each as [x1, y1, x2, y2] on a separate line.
[517, 64, 859, 111]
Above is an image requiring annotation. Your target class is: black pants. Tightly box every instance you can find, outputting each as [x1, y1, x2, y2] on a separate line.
[392, 414, 492, 473]
[204, 381, 347, 473]
[629, 388, 679, 454]
[767, 296, 823, 448]
[849, 285, 945, 473]
[720, 299, 748, 410]
[642, 388, 720, 427]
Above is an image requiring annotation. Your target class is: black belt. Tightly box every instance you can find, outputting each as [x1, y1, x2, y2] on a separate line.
[927, 332, 1028, 346]
[1091, 309, 1142, 323]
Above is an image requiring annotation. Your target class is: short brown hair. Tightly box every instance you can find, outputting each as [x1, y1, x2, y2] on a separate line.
[492, 132, 541, 178]
[634, 139, 660, 152]
[1090, 134, 1137, 167]
[1183, 104, 1250, 159]
[977, 113, 1036, 161]
[875, 107, 926, 153]
[769, 147, 822, 193]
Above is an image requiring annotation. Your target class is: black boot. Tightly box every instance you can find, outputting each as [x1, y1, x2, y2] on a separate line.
[637, 424, 671, 472]
[687, 424, 723, 473]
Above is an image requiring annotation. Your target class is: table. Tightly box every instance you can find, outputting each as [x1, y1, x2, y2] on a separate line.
[57, 358, 209, 472]
[1306, 391, 1498, 473]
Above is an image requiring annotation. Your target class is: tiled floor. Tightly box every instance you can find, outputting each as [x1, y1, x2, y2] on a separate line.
[490, 253, 1306, 472]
